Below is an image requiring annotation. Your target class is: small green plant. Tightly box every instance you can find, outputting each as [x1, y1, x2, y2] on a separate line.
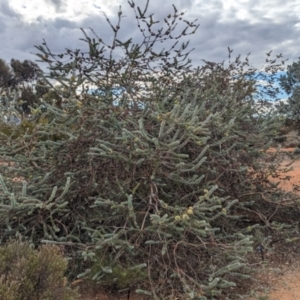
[0, 240, 79, 300]
[258, 295, 270, 300]
[0, 119, 35, 138]
[88, 256, 148, 291]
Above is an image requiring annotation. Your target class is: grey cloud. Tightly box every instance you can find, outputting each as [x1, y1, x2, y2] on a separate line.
[0, 18, 6, 34]
[51, 18, 78, 29]
[0, 0, 299, 69]
[45, 0, 66, 13]
[0, 1, 21, 18]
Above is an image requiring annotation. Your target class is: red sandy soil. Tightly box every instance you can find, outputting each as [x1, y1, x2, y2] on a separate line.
[268, 270, 300, 300]
[248, 147, 300, 300]
[266, 151, 300, 300]
[248, 266, 300, 300]
[267, 147, 300, 192]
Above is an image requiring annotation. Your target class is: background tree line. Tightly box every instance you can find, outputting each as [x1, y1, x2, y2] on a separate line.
[0, 58, 62, 118]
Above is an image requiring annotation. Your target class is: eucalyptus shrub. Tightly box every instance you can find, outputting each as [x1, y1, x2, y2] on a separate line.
[0, 1, 289, 298]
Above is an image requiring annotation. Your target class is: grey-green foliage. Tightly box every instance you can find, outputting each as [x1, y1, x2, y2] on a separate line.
[0, 77, 281, 298]
[0, 87, 22, 124]
[0, 1, 286, 299]
[0, 82, 46, 124]
[279, 59, 300, 120]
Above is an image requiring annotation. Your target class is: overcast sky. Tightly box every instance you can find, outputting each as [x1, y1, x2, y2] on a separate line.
[1, 0, 300, 73]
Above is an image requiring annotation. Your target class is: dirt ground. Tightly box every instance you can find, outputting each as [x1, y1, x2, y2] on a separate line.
[267, 147, 300, 192]
[248, 265, 300, 300]
[268, 270, 300, 300]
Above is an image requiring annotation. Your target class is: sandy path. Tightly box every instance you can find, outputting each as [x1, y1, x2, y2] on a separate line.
[269, 271, 300, 300]
[251, 148, 300, 300]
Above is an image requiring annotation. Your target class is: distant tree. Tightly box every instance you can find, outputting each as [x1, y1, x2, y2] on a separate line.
[10, 59, 41, 86]
[10, 59, 43, 113]
[0, 58, 42, 89]
[279, 59, 300, 120]
[0, 58, 46, 117]
[0, 59, 13, 88]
